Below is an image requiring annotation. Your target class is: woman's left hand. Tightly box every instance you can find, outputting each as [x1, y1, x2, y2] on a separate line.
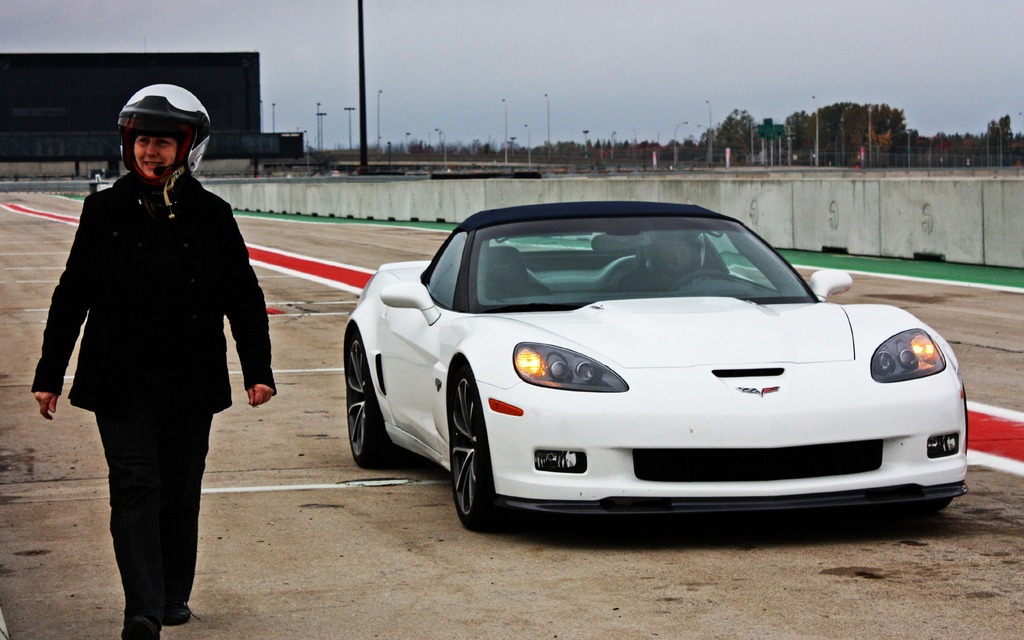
[247, 383, 275, 407]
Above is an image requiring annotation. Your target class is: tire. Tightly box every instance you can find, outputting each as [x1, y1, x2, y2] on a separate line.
[345, 328, 403, 468]
[448, 363, 506, 531]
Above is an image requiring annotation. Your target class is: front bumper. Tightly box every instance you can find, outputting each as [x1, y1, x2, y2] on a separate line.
[497, 481, 968, 515]
[478, 361, 968, 505]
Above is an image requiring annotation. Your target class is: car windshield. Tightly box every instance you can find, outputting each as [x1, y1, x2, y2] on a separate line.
[469, 215, 815, 312]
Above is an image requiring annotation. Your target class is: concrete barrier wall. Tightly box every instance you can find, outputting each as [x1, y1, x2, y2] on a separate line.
[205, 175, 1024, 268]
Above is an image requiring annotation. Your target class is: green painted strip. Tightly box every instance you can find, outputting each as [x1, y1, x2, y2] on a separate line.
[780, 249, 1024, 289]
[234, 209, 455, 231]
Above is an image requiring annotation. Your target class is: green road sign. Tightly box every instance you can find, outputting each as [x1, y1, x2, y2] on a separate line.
[757, 119, 786, 140]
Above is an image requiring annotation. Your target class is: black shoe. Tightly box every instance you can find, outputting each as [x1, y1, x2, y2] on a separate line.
[162, 601, 192, 626]
[122, 615, 160, 640]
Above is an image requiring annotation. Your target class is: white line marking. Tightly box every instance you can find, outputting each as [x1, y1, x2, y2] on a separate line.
[202, 478, 447, 494]
[269, 311, 351, 317]
[250, 259, 365, 293]
[968, 401, 1024, 423]
[267, 300, 357, 305]
[967, 451, 1024, 477]
[230, 367, 343, 375]
[57, 367, 345, 381]
[0, 252, 68, 256]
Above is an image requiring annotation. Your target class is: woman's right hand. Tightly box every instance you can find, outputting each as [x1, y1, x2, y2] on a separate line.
[34, 391, 59, 420]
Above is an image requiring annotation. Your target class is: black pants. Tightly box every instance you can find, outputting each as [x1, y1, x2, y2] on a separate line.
[96, 399, 213, 622]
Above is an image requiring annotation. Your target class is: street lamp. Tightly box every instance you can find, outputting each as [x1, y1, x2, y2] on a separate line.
[316, 102, 327, 151]
[673, 120, 689, 169]
[376, 90, 383, 151]
[435, 128, 447, 171]
[524, 124, 531, 168]
[545, 93, 551, 164]
[995, 122, 1003, 167]
[502, 98, 508, 164]
[813, 95, 819, 167]
[271, 102, 276, 133]
[344, 107, 355, 149]
[706, 100, 713, 164]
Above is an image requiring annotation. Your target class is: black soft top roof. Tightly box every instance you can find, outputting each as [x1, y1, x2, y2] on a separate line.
[456, 201, 729, 232]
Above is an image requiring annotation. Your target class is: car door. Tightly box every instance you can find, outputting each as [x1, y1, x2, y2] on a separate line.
[378, 305, 444, 456]
[376, 231, 468, 458]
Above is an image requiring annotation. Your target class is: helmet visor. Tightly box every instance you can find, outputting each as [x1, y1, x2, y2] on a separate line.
[119, 116, 192, 137]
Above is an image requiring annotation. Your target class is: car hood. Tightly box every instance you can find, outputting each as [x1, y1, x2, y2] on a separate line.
[513, 298, 854, 368]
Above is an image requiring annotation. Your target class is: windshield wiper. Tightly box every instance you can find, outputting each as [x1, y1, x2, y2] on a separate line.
[484, 302, 583, 313]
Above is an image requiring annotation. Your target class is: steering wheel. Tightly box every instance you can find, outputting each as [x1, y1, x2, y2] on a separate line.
[677, 268, 733, 288]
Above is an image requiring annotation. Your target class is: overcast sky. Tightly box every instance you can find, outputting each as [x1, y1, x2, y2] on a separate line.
[5, 0, 1022, 148]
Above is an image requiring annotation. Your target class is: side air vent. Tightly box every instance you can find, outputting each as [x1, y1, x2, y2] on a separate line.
[712, 368, 785, 378]
[375, 353, 387, 396]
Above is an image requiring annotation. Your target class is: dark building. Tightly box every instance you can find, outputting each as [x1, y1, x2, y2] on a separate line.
[0, 52, 302, 172]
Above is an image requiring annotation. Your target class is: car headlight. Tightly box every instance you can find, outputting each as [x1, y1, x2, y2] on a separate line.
[514, 343, 628, 392]
[871, 329, 946, 383]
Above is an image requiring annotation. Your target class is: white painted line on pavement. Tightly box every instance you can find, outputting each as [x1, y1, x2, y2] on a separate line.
[967, 451, 1024, 477]
[229, 367, 344, 375]
[202, 478, 446, 495]
[268, 311, 351, 317]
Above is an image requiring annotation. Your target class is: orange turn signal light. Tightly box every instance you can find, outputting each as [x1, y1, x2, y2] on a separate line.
[488, 398, 524, 417]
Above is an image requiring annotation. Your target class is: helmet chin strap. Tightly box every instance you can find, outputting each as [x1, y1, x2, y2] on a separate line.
[162, 165, 186, 209]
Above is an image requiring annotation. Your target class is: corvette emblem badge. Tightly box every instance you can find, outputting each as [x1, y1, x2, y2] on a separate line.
[737, 386, 780, 397]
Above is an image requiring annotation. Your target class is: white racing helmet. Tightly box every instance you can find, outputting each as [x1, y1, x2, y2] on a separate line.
[118, 84, 211, 185]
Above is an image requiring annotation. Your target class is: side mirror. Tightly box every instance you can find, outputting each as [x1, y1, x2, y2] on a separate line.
[380, 282, 441, 325]
[809, 269, 853, 300]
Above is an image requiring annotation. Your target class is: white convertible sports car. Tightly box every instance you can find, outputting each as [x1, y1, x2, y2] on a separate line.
[344, 201, 968, 530]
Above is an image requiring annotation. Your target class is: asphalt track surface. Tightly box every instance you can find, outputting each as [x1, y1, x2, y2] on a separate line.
[1, 194, 1023, 639]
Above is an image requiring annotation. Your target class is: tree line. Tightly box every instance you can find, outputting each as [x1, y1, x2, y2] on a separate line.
[386, 103, 1019, 169]
[706, 104, 1016, 168]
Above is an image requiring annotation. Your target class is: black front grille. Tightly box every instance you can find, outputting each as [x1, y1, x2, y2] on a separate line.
[633, 440, 883, 482]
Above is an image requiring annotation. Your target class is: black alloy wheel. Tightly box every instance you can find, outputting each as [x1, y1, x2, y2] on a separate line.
[448, 363, 505, 530]
[345, 328, 400, 468]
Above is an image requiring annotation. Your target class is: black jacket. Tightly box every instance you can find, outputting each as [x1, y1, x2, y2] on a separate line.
[32, 173, 275, 414]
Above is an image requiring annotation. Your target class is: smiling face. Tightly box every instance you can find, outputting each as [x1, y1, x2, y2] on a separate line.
[133, 134, 179, 182]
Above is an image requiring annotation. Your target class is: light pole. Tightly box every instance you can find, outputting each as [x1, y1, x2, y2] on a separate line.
[545, 93, 551, 164]
[502, 98, 508, 164]
[435, 128, 446, 171]
[316, 102, 327, 151]
[706, 100, 713, 165]
[583, 130, 589, 161]
[697, 123, 705, 163]
[344, 107, 355, 149]
[839, 109, 845, 167]
[813, 95, 819, 167]
[995, 122, 1003, 167]
[271, 103, 276, 133]
[524, 124, 531, 168]
[867, 104, 872, 168]
[673, 120, 688, 169]
[376, 90, 382, 151]
[405, 131, 410, 153]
